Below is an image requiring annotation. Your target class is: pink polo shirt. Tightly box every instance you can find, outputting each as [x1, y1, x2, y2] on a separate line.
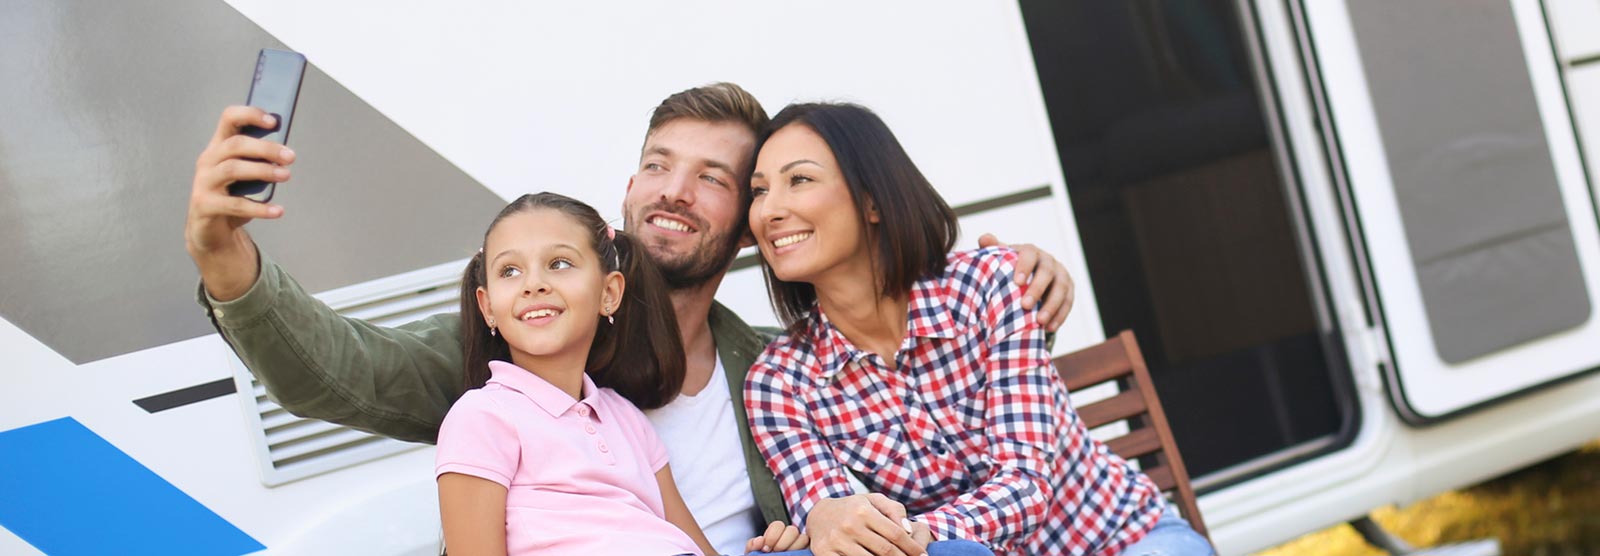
[435, 361, 702, 556]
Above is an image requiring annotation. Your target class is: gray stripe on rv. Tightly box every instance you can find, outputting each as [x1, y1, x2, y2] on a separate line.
[0, 0, 506, 364]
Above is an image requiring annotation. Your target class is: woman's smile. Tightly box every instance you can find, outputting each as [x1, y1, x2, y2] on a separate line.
[749, 125, 872, 284]
[769, 230, 814, 253]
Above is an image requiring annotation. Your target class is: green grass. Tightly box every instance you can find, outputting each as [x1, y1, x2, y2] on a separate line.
[1258, 440, 1600, 556]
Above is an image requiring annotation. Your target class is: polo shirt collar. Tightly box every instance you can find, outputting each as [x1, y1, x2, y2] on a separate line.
[486, 360, 603, 421]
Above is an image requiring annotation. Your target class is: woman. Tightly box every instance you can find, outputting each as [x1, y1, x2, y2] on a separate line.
[743, 103, 1213, 556]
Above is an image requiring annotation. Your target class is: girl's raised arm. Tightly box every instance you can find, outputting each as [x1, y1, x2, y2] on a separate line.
[657, 464, 717, 556]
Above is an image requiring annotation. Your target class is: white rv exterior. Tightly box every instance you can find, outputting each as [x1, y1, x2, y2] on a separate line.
[3, 1, 1599, 554]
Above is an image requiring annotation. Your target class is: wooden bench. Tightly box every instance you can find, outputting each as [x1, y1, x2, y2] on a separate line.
[1053, 330, 1209, 538]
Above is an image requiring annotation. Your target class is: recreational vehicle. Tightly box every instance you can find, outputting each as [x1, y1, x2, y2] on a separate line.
[3, 0, 1599, 554]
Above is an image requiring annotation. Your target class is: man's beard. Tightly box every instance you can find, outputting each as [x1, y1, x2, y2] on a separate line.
[626, 202, 744, 291]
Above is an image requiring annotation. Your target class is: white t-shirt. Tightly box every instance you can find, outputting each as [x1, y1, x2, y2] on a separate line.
[645, 356, 762, 556]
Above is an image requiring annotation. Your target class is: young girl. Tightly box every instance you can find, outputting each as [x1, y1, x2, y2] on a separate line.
[435, 192, 806, 556]
[744, 104, 1213, 556]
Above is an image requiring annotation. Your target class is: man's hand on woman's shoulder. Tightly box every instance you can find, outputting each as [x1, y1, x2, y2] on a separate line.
[977, 233, 1076, 332]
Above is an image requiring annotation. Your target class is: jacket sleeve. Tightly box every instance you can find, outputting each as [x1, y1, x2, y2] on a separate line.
[197, 251, 465, 444]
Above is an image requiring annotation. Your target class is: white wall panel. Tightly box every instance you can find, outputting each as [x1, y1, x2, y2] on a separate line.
[1569, 65, 1600, 202]
[220, 2, 1066, 208]
[223, 0, 1102, 348]
[1547, 0, 1600, 61]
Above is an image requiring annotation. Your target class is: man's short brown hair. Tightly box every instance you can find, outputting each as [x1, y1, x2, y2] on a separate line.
[647, 82, 769, 140]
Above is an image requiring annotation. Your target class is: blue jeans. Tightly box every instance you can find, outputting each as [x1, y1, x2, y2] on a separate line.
[752, 539, 993, 556]
[1119, 505, 1215, 556]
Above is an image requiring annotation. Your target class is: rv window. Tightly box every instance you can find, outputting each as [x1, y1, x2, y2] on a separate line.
[1020, 0, 1356, 485]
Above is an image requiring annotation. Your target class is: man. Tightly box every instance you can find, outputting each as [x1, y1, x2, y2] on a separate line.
[186, 83, 1075, 556]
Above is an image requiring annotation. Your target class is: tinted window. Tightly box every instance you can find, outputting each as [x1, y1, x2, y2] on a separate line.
[1020, 0, 1353, 481]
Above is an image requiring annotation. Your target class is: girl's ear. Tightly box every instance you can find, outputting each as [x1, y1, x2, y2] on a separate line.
[475, 286, 493, 325]
[866, 200, 882, 224]
[602, 270, 625, 316]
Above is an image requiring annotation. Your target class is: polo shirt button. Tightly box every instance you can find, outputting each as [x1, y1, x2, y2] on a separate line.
[213, 309, 225, 319]
[577, 406, 590, 417]
[585, 425, 596, 434]
[598, 444, 609, 453]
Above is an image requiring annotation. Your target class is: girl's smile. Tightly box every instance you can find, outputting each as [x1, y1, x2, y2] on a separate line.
[515, 303, 565, 326]
[477, 209, 622, 385]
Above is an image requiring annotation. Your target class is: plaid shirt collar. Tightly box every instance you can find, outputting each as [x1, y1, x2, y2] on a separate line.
[806, 272, 959, 381]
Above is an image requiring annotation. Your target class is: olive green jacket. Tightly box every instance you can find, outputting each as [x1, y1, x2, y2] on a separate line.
[197, 253, 789, 524]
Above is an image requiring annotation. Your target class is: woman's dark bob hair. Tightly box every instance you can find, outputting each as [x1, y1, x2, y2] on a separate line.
[754, 102, 959, 334]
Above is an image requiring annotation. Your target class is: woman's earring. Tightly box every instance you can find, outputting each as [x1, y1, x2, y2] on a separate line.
[606, 310, 615, 325]
[488, 319, 497, 336]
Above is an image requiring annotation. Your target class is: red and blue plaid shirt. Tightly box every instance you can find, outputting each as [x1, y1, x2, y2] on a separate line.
[745, 248, 1164, 556]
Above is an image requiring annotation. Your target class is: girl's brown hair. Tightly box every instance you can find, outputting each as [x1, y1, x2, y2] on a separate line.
[458, 193, 685, 409]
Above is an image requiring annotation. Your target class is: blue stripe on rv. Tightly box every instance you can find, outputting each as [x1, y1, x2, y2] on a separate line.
[0, 417, 265, 555]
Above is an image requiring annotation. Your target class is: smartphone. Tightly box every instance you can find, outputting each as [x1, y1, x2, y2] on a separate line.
[227, 48, 306, 202]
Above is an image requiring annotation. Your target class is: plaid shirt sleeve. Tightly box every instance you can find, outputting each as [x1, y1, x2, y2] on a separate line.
[916, 251, 1059, 549]
[745, 358, 858, 530]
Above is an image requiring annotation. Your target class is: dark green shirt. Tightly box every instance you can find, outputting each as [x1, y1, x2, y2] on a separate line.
[197, 253, 789, 524]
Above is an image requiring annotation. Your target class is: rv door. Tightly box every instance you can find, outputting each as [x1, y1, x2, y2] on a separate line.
[1301, 0, 1600, 423]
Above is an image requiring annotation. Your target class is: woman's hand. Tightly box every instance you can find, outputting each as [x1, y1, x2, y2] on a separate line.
[909, 519, 933, 547]
[805, 493, 926, 556]
[745, 521, 808, 554]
